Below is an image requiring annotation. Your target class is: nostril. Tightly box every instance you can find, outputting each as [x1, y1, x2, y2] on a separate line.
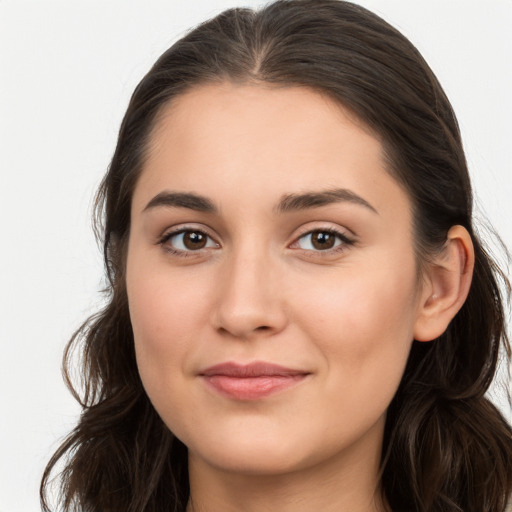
[217, 324, 273, 338]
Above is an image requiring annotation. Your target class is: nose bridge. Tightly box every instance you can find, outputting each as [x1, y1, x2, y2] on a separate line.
[213, 240, 286, 338]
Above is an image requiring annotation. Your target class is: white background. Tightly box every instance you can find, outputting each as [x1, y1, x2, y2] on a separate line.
[1, 1, 511, 510]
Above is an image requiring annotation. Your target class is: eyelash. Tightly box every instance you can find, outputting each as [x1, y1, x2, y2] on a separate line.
[158, 227, 219, 258]
[157, 226, 355, 258]
[291, 227, 355, 257]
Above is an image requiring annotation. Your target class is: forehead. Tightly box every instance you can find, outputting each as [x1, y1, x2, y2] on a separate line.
[134, 82, 411, 221]
[148, 82, 379, 165]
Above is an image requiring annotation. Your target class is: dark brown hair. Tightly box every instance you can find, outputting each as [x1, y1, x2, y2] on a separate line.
[41, 1, 512, 511]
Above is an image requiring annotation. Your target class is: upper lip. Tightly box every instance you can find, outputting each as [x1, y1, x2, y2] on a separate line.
[199, 361, 309, 378]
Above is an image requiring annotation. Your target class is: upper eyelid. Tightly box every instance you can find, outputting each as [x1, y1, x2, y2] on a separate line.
[291, 223, 355, 240]
[159, 224, 219, 241]
[291, 229, 353, 247]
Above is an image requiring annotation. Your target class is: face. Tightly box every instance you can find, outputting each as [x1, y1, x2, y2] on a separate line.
[126, 83, 428, 478]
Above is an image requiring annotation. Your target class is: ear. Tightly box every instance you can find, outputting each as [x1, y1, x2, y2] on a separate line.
[414, 225, 475, 342]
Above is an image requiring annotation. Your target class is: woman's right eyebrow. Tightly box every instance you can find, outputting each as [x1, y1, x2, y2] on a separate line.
[143, 191, 217, 213]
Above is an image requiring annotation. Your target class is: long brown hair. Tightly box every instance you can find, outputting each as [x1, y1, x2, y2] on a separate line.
[41, 1, 512, 511]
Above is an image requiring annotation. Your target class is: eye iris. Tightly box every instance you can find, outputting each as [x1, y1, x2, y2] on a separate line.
[183, 231, 207, 250]
[312, 231, 335, 250]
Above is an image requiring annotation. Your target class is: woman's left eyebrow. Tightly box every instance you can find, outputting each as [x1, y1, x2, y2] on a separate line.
[275, 188, 379, 215]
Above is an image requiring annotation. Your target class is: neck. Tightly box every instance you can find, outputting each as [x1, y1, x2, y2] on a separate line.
[186, 422, 388, 512]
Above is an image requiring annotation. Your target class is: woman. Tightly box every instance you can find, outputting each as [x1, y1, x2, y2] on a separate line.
[41, 1, 512, 511]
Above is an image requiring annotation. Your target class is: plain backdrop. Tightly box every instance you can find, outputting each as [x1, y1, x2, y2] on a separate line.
[1, 1, 511, 510]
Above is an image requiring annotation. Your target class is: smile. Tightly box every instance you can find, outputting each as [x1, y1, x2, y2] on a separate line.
[199, 361, 310, 400]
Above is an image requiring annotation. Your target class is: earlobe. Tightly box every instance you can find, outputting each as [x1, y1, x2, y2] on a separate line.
[414, 225, 475, 342]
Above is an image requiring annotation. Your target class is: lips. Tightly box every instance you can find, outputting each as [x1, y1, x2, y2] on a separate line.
[199, 361, 310, 400]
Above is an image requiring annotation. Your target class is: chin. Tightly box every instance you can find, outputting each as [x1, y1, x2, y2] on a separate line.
[186, 430, 314, 476]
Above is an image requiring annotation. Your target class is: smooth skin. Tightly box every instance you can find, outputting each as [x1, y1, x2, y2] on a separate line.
[126, 83, 474, 512]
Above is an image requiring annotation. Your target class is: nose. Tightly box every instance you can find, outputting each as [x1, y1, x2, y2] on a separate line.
[212, 248, 288, 340]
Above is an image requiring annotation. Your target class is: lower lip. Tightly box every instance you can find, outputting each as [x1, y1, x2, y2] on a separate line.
[202, 375, 307, 400]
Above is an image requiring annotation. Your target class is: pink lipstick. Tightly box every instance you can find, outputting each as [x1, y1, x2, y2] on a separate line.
[199, 361, 309, 400]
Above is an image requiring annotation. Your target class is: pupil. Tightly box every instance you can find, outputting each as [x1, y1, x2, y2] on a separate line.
[312, 231, 335, 250]
[184, 232, 206, 250]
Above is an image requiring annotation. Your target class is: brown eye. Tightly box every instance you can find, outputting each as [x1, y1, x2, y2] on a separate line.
[295, 229, 351, 252]
[183, 231, 207, 250]
[163, 229, 218, 253]
[311, 231, 336, 250]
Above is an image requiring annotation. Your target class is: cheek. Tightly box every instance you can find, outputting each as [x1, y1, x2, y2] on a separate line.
[128, 259, 211, 342]
[293, 256, 419, 389]
[126, 255, 214, 401]
[126, 269, 213, 439]
[300, 268, 416, 336]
